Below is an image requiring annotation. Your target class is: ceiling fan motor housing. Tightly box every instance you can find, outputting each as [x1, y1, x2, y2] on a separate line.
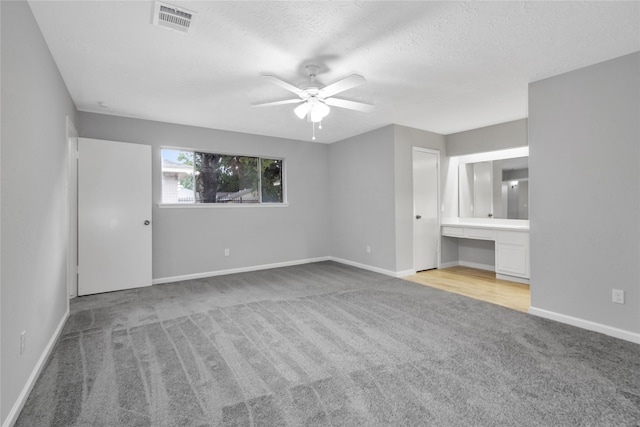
[305, 65, 320, 78]
[300, 65, 324, 92]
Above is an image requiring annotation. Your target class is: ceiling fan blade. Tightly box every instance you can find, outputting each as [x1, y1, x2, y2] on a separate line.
[262, 75, 305, 96]
[324, 97, 374, 113]
[252, 99, 304, 108]
[320, 74, 367, 98]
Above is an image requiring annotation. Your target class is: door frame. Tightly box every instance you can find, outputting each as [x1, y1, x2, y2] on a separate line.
[412, 146, 441, 272]
[66, 116, 79, 298]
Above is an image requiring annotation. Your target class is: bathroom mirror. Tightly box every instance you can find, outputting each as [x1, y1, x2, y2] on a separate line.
[459, 156, 529, 219]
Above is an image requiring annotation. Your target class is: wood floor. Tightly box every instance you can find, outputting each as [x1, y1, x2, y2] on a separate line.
[404, 266, 530, 312]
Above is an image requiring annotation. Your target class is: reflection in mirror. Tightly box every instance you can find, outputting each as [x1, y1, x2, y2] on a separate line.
[459, 157, 528, 219]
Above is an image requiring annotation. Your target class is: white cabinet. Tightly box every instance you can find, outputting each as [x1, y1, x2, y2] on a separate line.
[496, 231, 529, 279]
[464, 227, 495, 240]
[442, 226, 464, 237]
[441, 222, 530, 281]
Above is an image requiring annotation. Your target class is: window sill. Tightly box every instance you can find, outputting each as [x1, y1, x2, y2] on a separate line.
[157, 203, 289, 209]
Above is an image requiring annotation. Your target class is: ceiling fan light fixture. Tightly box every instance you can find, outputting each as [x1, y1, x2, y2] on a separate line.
[310, 110, 323, 123]
[294, 103, 309, 119]
[317, 101, 331, 117]
[309, 109, 325, 123]
[308, 99, 330, 123]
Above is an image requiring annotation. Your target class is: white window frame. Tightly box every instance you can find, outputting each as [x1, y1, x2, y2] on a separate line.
[158, 146, 287, 208]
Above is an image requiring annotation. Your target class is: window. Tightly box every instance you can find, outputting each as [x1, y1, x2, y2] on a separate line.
[161, 149, 284, 204]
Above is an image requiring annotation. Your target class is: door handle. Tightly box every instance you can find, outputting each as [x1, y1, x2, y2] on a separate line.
[415, 215, 422, 219]
[144, 220, 151, 225]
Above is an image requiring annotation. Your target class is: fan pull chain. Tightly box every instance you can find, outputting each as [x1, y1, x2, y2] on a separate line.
[312, 122, 316, 140]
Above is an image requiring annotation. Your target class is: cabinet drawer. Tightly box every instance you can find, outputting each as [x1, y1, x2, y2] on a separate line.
[497, 230, 528, 245]
[442, 226, 464, 237]
[464, 228, 495, 240]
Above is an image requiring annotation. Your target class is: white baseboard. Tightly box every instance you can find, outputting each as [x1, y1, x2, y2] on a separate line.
[439, 261, 459, 269]
[529, 306, 640, 344]
[152, 256, 331, 285]
[328, 257, 408, 278]
[3, 308, 69, 427]
[153, 256, 414, 286]
[395, 269, 417, 278]
[496, 273, 530, 285]
[436, 262, 529, 284]
[459, 261, 495, 272]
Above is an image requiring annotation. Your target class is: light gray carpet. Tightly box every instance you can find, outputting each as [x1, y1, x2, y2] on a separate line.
[16, 261, 640, 426]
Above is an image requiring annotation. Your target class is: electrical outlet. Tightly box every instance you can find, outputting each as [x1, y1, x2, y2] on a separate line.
[224, 248, 230, 257]
[20, 331, 26, 355]
[612, 289, 625, 304]
[366, 245, 371, 253]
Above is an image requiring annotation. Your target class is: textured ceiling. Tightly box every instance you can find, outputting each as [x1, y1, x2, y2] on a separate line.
[29, 1, 639, 143]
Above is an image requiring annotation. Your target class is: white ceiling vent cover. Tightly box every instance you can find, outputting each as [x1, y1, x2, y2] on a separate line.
[153, 2, 194, 33]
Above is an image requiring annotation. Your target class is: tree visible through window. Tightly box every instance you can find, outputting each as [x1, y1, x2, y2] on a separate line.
[161, 149, 284, 204]
[261, 159, 283, 203]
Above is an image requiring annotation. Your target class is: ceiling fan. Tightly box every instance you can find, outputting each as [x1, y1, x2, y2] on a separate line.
[253, 65, 374, 140]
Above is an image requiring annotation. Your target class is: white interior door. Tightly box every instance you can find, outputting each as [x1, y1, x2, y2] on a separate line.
[413, 148, 439, 271]
[78, 138, 152, 296]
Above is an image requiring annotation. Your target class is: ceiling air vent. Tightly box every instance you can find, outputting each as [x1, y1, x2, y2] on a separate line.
[153, 2, 195, 34]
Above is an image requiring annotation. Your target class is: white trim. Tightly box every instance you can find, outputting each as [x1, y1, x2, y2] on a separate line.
[160, 145, 285, 163]
[66, 116, 79, 299]
[152, 256, 413, 285]
[157, 203, 289, 209]
[329, 257, 407, 278]
[152, 256, 330, 284]
[459, 261, 495, 271]
[496, 273, 529, 285]
[3, 309, 69, 427]
[439, 261, 459, 269]
[529, 306, 640, 344]
[455, 146, 529, 164]
[425, 262, 530, 284]
[395, 269, 417, 278]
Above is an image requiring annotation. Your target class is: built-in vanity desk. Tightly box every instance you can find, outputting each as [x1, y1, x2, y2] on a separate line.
[441, 219, 530, 283]
[446, 145, 530, 283]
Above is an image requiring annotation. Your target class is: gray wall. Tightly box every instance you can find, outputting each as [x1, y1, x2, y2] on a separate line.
[328, 126, 397, 271]
[1, 1, 78, 422]
[529, 52, 640, 334]
[458, 239, 496, 268]
[328, 124, 449, 274]
[446, 118, 528, 156]
[393, 125, 448, 272]
[78, 112, 330, 281]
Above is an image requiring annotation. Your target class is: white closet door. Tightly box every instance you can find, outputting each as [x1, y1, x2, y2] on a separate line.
[413, 148, 440, 271]
[78, 138, 152, 296]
